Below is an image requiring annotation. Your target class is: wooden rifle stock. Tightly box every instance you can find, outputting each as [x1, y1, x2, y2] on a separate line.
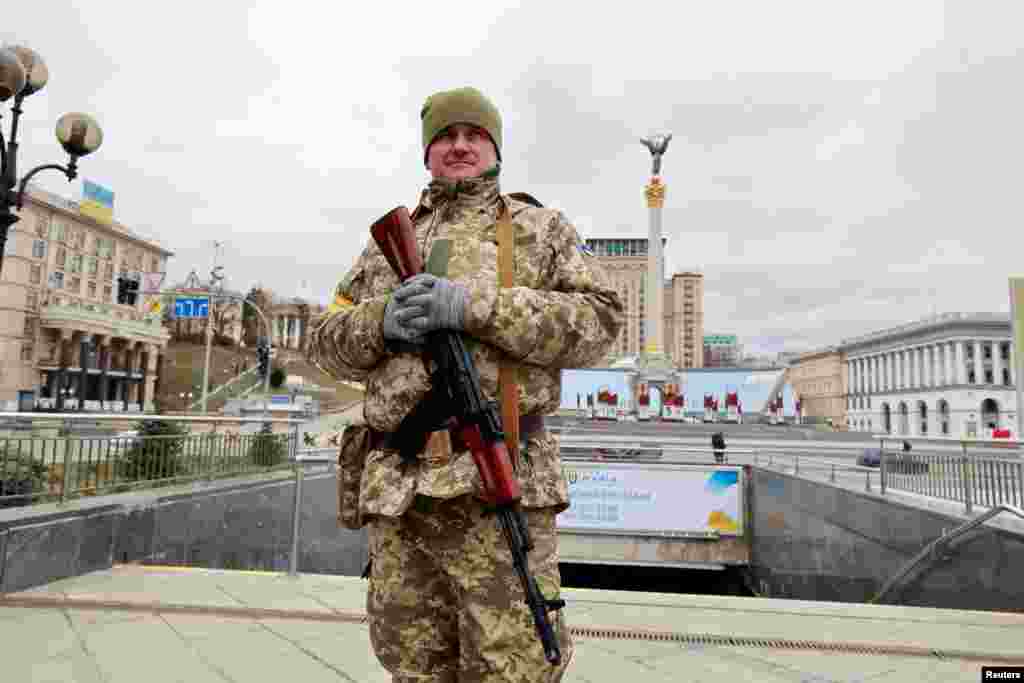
[371, 207, 423, 281]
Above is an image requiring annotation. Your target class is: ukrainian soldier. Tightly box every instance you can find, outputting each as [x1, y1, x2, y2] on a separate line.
[308, 86, 624, 682]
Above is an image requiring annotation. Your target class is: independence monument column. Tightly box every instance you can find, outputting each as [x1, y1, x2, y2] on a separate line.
[640, 133, 673, 370]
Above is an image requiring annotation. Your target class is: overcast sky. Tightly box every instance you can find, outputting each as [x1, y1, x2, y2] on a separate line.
[6, 1, 1023, 354]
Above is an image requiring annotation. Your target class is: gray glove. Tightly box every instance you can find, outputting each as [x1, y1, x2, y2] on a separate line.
[382, 294, 426, 344]
[394, 273, 469, 333]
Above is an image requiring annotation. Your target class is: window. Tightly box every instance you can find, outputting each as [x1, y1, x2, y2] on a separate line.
[21, 343, 34, 362]
[87, 256, 98, 275]
[51, 271, 64, 289]
[24, 317, 36, 335]
[56, 246, 67, 267]
[26, 291, 38, 309]
[30, 264, 41, 284]
[49, 219, 67, 242]
[35, 215, 49, 237]
[69, 254, 83, 273]
[104, 262, 114, 280]
[88, 281, 97, 299]
[967, 370, 976, 384]
[103, 284, 112, 301]
[985, 370, 994, 384]
[97, 237, 113, 260]
[983, 345, 992, 360]
[68, 276, 81, 293]
[75, 229, 87, 250]
[32, 240, 46, 259]
[1003, 368, 1011, 386]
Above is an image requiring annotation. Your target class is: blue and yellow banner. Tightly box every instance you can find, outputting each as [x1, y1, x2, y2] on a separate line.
[80, 179, 114, 225]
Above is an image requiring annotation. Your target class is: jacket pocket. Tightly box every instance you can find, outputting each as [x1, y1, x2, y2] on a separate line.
[359, 448, 417, 519]
[337, 425, 372, 529]
[518, 432, 570, 512]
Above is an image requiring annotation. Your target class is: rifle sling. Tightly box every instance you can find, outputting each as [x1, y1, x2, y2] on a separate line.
[496, 200, 520, 468]
[380, 198, 523, 466]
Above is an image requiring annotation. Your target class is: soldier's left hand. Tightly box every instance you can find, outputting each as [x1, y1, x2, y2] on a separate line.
[394, 273, 468, 333]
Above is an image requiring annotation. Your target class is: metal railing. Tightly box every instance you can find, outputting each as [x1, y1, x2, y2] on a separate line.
[0, 412, 305, 508]
[5, 414, 1022, 577]
[872, 436, 1024, 513]
[869, 504, 1024, 606]
[559, 435, 1024, 511]
[187, 365, 263, 411]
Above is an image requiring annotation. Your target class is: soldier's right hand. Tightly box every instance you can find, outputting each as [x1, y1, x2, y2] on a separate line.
[383, 295, 427, 344]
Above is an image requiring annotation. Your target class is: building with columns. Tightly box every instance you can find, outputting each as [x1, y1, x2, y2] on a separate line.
[0, 186, 172, 412]
[840, 313, 1017, 438]
[583, 236, 704, 368]
[269, 299, 322, 351]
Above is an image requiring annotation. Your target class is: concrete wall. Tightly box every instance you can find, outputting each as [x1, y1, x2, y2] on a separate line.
[5, 458, 1024, 612]
[750, 468, 1024, 611]
[0, 468, 367, 594]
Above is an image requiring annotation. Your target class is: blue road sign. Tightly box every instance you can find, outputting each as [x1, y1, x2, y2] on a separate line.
[174, 297, 209, 318]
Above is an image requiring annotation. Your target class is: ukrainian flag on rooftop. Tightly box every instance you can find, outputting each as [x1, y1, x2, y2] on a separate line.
[80, 179, 114, 225]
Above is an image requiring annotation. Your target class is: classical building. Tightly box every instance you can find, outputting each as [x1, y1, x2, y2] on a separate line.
[585, 236, 704, 368]
[786, 346, 847, 427]
[0, 186, 172, 412]
[839, 313, 1017, 438]
[269, 297, 326, 351]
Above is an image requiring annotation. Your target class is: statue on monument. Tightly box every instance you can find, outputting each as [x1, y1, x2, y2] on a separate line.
[640, 133, 672, 176]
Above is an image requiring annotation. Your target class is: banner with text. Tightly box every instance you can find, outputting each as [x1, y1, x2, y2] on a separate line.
[556, 463, 744, 536]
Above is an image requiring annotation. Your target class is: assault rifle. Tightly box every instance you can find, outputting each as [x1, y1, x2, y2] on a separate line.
[371, 206, 565, 666]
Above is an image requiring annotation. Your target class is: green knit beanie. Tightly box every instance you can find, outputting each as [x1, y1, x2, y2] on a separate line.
[421, 87, 502, 163]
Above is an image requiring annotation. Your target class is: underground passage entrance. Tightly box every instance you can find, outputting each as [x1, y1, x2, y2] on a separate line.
[559, 562, 754, 597]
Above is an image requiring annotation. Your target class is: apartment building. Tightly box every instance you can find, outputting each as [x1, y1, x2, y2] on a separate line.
[584, 236, 704, 368]
[0, 186, 172, 411]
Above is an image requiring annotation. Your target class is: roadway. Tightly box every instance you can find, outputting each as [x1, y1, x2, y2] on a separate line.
[550, 415, 1020, 456]
[551, 416, 1023, 508]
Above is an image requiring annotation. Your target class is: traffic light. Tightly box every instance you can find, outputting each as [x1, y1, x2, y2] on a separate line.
[116, 276, 139, 305]
[257, 345, 269, 378]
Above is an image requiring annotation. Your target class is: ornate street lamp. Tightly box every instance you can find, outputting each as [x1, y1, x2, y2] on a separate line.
[0, 45, 103, 275]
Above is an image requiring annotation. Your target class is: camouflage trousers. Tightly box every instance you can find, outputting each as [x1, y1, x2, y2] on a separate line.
[366, 494, 574, 682]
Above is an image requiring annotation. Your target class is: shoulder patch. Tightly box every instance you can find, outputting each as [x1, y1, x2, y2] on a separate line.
[507, 192, 544, 208]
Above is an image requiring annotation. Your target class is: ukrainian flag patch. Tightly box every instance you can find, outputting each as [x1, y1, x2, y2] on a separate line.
[328, 292, 354, 314]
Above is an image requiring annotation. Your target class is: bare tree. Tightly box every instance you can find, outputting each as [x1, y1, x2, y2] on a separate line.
[209, 295, 240, 343]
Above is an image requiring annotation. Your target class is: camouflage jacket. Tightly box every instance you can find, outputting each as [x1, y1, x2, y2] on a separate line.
[307, 175, 624, 514]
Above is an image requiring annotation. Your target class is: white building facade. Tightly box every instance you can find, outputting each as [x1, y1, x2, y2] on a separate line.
[840, 313, 1017, 438]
